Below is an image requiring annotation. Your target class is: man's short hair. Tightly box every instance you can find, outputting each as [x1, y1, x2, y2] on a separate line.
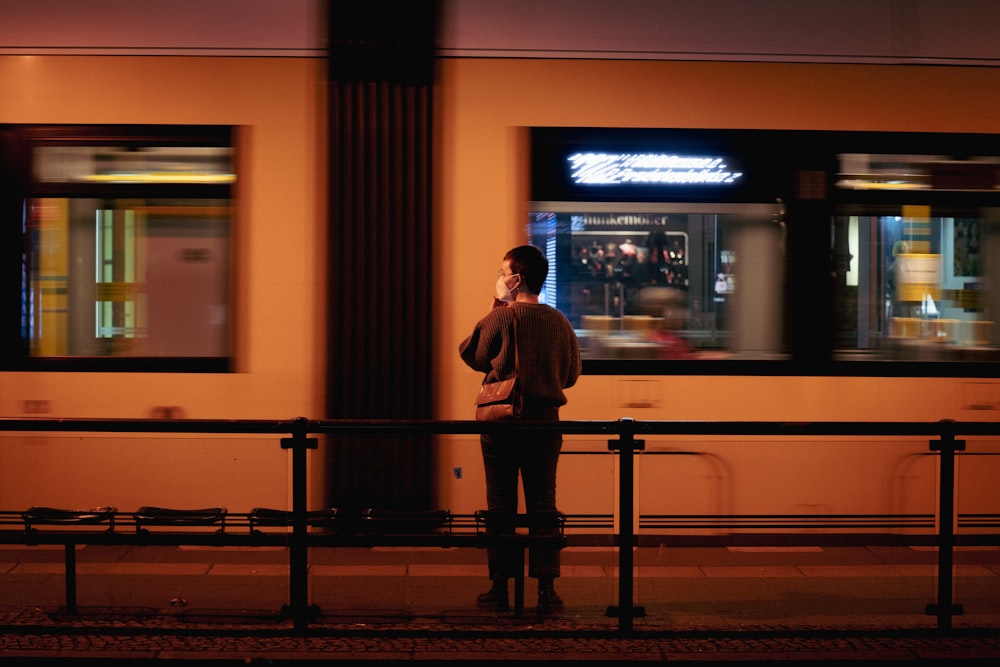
[504, 245, 548, 295]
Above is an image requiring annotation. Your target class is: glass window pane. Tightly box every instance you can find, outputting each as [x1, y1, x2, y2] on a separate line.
[834, 210, 996, 361]
[833, 150, 1000, 362]
[528, 204, 785, 361]
[28, 198, 230, 358]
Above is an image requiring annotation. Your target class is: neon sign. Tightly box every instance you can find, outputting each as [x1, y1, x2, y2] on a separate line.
[569, 152, 743, 186]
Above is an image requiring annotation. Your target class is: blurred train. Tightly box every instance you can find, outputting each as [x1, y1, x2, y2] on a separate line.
[1, 0, 999, 539]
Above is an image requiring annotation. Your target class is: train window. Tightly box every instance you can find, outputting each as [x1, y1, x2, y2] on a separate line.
[530, 127, 1000, 376]
[528, 203, 786, 362]
[832, 152, 1000, 364]
[1, 126, 234, 371]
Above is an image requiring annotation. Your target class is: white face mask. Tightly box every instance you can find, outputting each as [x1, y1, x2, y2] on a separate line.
[495, 275, 518, 302]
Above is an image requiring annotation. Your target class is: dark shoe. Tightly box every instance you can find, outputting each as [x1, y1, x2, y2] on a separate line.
[536, 587, 563, 613]
[476, 588, 510, 612]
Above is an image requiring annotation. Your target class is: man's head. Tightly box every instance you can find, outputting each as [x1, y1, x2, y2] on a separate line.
[504, 245, 548, 295]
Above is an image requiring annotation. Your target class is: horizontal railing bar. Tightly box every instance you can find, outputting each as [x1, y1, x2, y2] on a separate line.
[0, 418, 304, 434]
[9, 529, 996, 548]
[2, 417, 1000, 438]
[3, 510, 993, 536]
[642, 523, 936, 530]
[641, 514, 936, 528]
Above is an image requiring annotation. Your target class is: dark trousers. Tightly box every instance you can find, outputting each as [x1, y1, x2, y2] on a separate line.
[480, 407, 561, 580]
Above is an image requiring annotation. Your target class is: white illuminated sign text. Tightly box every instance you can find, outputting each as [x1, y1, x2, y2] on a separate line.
[569, 152, 743, 186]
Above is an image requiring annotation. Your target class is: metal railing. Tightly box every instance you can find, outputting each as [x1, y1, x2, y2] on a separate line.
[1, 416, 998, 632]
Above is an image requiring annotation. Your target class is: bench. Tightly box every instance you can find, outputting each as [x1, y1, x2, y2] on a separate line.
[1, 505, 568, 617]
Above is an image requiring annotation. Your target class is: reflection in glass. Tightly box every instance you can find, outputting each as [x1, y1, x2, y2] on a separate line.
[832, 150, 1000, 361]
[834, 211, 996, 361]
[528, 204, 785, 361]
[28, 199, 230, 358]
[34, 146, 234, 184]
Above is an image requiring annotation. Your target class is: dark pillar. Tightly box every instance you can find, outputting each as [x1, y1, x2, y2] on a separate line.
[325, 0, 437, 512]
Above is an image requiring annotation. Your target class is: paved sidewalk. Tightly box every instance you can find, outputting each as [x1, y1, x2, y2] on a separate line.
[2, 544, 1000, 664]
[2, 607, 1000, 665]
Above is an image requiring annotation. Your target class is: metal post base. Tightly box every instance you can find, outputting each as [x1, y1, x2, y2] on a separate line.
[606, 605, 646, 618]
[925, 603, 964, 616]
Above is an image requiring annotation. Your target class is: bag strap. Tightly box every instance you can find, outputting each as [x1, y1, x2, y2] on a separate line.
[510, 305, 520, 379]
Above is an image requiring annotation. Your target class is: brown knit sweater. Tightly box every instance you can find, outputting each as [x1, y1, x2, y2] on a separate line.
[459, 302, 581, 408]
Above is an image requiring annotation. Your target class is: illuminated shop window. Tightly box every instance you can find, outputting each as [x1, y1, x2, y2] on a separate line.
[5, 126, 234, 371]
[528, 203, 785, 362]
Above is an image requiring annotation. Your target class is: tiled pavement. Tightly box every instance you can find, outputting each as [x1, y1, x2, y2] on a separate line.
[2, 544, 1000, 664]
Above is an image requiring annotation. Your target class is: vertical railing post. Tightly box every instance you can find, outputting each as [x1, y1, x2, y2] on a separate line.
[281, 417, 318, 630]
[64, 542, 77, 613]
[607, 417, 645, 632]
[926, 419, 965, 630]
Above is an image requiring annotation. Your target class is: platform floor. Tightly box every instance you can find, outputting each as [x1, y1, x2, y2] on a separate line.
[2, 543, 1000, 664]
